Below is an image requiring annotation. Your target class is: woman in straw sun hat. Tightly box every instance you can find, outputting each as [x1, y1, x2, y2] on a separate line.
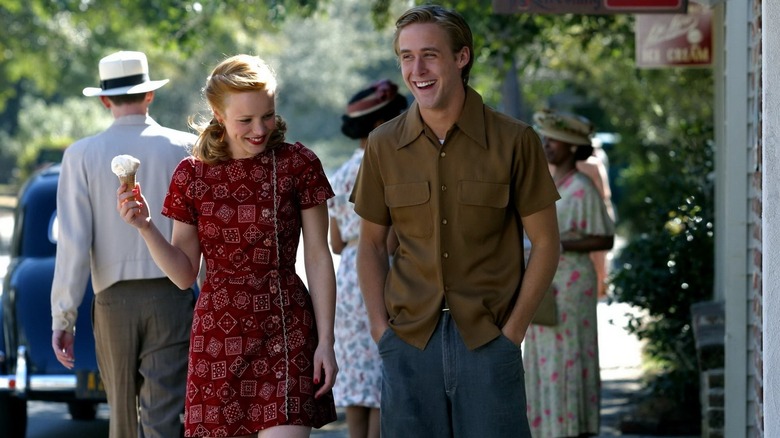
[524, 108, 615, 438]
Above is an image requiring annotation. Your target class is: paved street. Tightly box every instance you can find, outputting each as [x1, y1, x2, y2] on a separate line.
[24, 402, 349, 437]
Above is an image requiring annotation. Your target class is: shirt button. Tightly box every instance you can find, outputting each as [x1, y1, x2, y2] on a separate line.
[441, 219, 448, 225]
[443, 252, 449, 259]
[441, 185, 447, 191]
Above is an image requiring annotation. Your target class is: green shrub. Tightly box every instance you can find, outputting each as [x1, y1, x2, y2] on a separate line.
[609, 120, 714, 429]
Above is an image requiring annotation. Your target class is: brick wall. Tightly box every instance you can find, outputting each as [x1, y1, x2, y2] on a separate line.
[747, 0, 763, 436]
[692, 300, 725, 437]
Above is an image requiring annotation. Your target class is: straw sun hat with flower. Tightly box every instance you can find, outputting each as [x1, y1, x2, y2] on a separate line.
[533, 108, 594, 146]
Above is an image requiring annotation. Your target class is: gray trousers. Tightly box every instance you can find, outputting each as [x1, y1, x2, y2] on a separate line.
[92, 278, 193, 438]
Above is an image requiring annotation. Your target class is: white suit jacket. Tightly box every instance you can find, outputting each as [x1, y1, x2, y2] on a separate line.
[51, 114, 195, 332]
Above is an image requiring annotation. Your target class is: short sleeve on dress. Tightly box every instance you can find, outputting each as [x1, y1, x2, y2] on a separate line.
[162, 157, 199, 225]
[558, 173, 615, 238]
[327, 166, 349, 215]
[291, 142, 335, 210]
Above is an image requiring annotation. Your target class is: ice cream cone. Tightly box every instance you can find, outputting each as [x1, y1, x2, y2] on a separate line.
[118, 174, 137, 203]
[118, 173, 136, 192]
[111, 155, 140, 202]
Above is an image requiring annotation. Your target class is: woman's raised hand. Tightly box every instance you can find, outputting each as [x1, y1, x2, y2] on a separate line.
[117, 182, 151, 230]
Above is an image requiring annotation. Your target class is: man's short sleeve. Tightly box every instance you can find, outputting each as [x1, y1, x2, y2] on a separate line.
[514, 126, 559, 217]
[350, 139, 391, 226]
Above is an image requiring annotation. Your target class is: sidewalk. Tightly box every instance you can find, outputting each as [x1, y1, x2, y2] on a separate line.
[0, 193, 15, 211]
[596, 300, 653, 437]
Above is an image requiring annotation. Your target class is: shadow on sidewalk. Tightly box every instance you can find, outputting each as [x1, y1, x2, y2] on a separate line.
[599, 377, 644, 436]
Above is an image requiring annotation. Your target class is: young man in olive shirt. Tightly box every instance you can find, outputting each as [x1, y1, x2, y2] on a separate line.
[351, 5, 561, 438]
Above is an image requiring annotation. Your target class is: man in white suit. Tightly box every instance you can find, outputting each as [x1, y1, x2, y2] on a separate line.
[50, 51, 195, 438]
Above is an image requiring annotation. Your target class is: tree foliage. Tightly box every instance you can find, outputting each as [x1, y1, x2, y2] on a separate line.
[0, 0, 405, 176]
[0, 0, 321, 127]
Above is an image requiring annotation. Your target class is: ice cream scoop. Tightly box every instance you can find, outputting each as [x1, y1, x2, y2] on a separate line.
[111, 154, 140, 194]
[111, 154, 140, 177]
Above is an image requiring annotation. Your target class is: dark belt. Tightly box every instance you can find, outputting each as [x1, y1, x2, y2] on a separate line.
[442, 297, 450, 312]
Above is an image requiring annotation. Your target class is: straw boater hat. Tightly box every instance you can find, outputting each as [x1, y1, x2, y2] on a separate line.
[533, 108, 594, 146]
[82, 51, 169, 97]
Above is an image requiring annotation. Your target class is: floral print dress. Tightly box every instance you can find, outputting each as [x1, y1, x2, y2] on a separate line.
[523, 170, 615, 438]
[161, 142, 337, 437]
[326, 148, 382, 409]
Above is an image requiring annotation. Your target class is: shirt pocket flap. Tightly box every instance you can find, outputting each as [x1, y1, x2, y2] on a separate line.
[458, 181, 509, 208]
[385, 182, 430, 207]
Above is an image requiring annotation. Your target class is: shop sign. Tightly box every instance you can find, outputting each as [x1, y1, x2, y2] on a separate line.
[635, 2, 713, 68]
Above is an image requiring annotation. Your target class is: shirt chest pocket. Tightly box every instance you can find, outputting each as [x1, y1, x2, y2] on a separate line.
[386, 182, 432, 238]
[458, 181, 510, 239]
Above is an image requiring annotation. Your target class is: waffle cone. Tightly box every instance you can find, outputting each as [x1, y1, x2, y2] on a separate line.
[118, 174, 136, 193]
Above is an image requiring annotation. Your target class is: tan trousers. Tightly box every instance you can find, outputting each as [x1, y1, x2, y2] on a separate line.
[92, 278, 193, 438]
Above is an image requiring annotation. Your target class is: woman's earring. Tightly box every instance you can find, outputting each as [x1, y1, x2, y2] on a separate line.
[219, 124, 225, 143]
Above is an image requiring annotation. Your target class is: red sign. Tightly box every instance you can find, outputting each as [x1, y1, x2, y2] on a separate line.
[606, 0, 685, 9]
[635, 3, 713, 68]
[493, 0, 688, 14]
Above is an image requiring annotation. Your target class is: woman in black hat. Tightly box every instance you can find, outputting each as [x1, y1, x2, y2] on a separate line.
[327, 79, 407, 438]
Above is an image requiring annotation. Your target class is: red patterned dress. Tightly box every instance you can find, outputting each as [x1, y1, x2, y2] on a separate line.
[161, 142, 337, 437]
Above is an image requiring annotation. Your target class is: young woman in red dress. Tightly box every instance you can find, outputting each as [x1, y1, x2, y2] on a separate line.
[118, 54, 338, 438]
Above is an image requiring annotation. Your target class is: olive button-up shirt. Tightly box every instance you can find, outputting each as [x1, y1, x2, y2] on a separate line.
[352, 87, 559, 350]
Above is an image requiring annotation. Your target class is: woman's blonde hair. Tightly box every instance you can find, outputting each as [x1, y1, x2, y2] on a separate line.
[190, 54, 287, 164]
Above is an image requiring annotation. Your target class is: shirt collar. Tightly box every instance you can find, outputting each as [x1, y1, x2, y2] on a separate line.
[457, 86, 488, 150]
[396, 86, 488, 150]
[112, 114, 158, 127]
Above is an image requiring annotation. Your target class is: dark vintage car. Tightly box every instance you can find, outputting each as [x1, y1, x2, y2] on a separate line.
[0, 164, 105, 438]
